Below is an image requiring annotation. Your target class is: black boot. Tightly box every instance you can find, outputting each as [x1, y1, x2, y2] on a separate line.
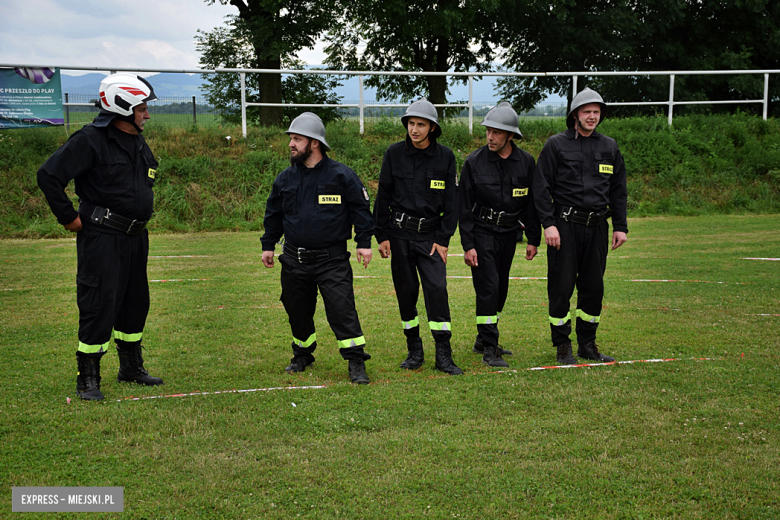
[285, 354, 315, 373]
[117, 343, 163, 386]
[482, 345, 509, 368]
[577, 342, 615, 362]
[434, 342, 464, 375]
[348, 359, 370, 384]
[400, 338, 424, 370]
[76, 352, 104, 401]
[472, 335, 513, 356]
[556, 342, 577, 365]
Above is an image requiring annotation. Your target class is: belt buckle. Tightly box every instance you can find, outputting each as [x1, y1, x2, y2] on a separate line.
[417, 217, 426, 233]
[586, 212, 594, 226]
[394, 212, 405, 229]
[496, 211, 507, 226]
[91, 206, 109, 225]
[127, 219, 137, 234]
[561, 207, 572, 222]
[297, 247, 305, 263]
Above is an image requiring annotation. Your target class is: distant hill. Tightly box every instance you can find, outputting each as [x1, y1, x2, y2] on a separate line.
[61, 71, 564, 105]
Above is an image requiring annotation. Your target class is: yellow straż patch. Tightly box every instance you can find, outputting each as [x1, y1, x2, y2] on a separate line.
[148, 168, 156, 179]
[430, 180, 445, 189]
[319, 195, 341, 204]
[600, 165, 613, 174]
[513, 188, 528, 197]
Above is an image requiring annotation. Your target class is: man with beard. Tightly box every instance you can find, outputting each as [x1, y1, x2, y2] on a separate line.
[373, 98, 462, 375]
[459, 102, 540, 368]
[532, 88, 628, 365]
[261, 112, 375, 384]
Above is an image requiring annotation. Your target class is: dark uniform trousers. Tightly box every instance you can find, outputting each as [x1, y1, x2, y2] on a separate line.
[279, 251, 370, 361]
[389, 237, 451, 343]
[471, 232, 518, 350]
[547, 218, 609, 346]
[76, 228, 150, 355]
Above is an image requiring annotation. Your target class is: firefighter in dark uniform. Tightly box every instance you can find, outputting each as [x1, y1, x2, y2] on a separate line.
[532, 88, 628, 364]
[37, 73, 164, 401]
[459, 102, 541, 368]
[261, 112, 374, 384]
[374, 98, 463, 375]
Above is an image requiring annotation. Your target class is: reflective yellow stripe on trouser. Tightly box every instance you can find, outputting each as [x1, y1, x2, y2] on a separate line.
[77, 340, 111, 355]
[293, 333, 317, 348]
[476, 315, 498, 325]
[576, 309, 600, 324]
[337, 336, 366, 349]
[549, 312, 572, 327]
[402, 317, 420, 330]
[114, 330, 143, 343]
[429, 321, 451, 331]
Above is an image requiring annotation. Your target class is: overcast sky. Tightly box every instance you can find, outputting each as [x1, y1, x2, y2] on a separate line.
[0, 0, 328, 75]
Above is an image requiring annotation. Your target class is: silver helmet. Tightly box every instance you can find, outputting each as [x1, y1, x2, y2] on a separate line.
[480, 102, 522, 139]
[567, 87, 607, 129]
[286, 112, 330, 151]
[401, 98, 441, 139]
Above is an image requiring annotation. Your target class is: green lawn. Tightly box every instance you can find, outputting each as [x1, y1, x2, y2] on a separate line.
[2, 215, 779, 518]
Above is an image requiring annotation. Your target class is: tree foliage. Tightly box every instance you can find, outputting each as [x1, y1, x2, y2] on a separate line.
[324, 0, 503, 117]
[497, 0, 780, 117]
[200, 0, 338, 125]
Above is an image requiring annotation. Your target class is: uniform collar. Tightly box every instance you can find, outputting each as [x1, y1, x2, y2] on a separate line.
[90, 111, 117, 128]
[405, 135, 436, 156]
[565, 127, 602, 140]
[487, 141, 521, 162]
[295, 154, 328, 174]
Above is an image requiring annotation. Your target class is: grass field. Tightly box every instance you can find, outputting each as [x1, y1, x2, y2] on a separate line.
[2, 215, 779, 518]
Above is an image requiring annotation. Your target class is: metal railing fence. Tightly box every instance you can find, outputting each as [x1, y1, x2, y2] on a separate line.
[3, 63, 778, 136]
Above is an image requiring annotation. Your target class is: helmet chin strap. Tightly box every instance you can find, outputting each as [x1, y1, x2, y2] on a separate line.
[116, 113, 143, 133]
[574, 118, 579, 139]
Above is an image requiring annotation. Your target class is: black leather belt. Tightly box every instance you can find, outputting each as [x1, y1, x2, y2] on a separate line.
[392, 211, 441, 233]
[78, 202, 148, 235]
[472, 203, 523, 228]
[283, 241, 347, 264]
[557, 205, 612, 226]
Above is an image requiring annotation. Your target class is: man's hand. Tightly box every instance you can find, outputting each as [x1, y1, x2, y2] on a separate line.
[356, 248, 372, 268]
[261, 250, 275, 268]
[525, 244, 537, 260]
[378, 240, 391, 258]
[544, 225, 560, 250]
[64, 216, 82, 233]
[464, 248, 478, 267]
[430, 243, 448, 264]
[612, 231, 628, 250]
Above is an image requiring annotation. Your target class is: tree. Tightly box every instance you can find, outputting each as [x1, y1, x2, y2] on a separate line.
[196, 18, 342, 126]
[201, 0, 338, 126]
[324, 0, 504, 118]
[497, 0, 780, 117]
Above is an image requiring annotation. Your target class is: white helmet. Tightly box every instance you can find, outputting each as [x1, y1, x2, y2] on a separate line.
[98, 73, 157, 117]
[480, 102, 522, 139]
[402, 98, 441, 139]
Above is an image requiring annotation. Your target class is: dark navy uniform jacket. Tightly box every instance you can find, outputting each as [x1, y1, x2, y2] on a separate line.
[533, 127, 628, 234]
[261, 155, 374, 250]
[373, 136, 458, 247]
[37, 113, 158, 232]
[459, 142, 541, 252]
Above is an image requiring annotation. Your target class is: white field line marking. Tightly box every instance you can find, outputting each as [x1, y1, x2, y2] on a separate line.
[742, 257, 780, 261]
[149, 278, 211, 283]
[492, 357, 717, 372]
[116, 385, 326, 402]
[627, 279, 737, 284]
[149, 255, 212, 259]
[108, 358, 717, 403]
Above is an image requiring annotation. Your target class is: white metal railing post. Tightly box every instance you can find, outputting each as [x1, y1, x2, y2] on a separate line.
[572, 76, 578, 99]
[763, 73, 769, 120]
[359, 75, 364, 135]
[240, 72, 247, 138]
[668, 74, 675, 126]
[468, 75, 473, 134]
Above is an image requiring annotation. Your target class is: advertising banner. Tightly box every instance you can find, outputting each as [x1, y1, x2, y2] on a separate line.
[0, 67, 64, 128]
